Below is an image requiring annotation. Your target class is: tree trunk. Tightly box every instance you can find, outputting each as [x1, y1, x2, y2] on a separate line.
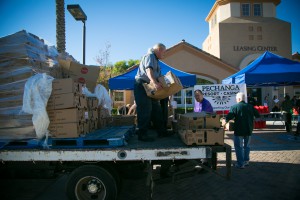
[56, 0, 65, 53]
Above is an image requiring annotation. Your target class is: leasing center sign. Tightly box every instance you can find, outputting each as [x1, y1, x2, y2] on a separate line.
[194, 84, 247, 111]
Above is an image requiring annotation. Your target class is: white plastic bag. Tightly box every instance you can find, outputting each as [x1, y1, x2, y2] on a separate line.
[94, 84, 112, 112]
[22, 73, 54, 139]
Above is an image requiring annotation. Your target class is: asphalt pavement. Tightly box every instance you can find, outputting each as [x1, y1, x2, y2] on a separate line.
[0, 122, 300, 200]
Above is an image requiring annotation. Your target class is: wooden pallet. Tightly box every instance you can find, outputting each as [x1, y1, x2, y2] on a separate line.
[47, 125, 136, 149]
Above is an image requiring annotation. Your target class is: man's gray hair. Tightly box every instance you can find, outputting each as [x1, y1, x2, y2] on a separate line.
[148, 43, 166, 53]
[236, 92, 245, 101]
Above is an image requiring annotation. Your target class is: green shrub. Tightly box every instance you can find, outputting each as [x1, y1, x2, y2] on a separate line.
[174, 107, 193, 115]
[111, 108, 118, 115]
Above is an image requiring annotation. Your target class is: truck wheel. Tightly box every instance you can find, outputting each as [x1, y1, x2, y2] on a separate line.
[65, 165, 117, 200]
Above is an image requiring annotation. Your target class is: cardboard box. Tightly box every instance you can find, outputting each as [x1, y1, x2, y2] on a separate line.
[52, 78, 83, 95]
[106, 115, 136, 126]
[0, 126, 36, 140]
[59, 59, 100, 91]
[88, 119, 98, 132]
[97, 117, 108, 129]
[0, 118, 33, 128]
[178, 114, 205, 130]
[179, 129, 204, 145]
[204, 128, 224, 145]
[206, 115, 221, 128]
[47, 93, 87, 110]
[82, 121, 90, 134]
[0, 95, 23, 108]
[0, 89, 24, 98]
[87, 97, 99, 110]
[98, 107, 110, 118]
[48, 108, 86, 124]
[178, 112, 221, 129]
[0, 66, 34, 85]
[178, 128, 224, 146]
[49, 122, 84, 138]
[143, 71, 183, 100]
[86, 109, 98, 120]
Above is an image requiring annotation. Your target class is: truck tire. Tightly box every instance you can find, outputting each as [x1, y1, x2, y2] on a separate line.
[100, 163, 121, 193]
[65, 165, 118, 200]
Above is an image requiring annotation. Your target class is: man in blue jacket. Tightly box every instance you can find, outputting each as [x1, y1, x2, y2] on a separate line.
[222, 92, 260, 169]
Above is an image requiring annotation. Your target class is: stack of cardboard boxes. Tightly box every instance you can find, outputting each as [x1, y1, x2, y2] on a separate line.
[177, 112, 224, 146]
[48, 58, 101, 138]
[86, 97, 99, 132]
[47, 78, 88, 138]
[97, 107, 111, 129]
[0, 30, 62, 139]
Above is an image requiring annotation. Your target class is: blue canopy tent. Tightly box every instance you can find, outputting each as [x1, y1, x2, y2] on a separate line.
[109, 61, 196, 90]
[222, 51, 300, 86]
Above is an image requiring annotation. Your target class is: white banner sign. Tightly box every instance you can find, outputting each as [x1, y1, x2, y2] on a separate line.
[194, 84, 247, 111]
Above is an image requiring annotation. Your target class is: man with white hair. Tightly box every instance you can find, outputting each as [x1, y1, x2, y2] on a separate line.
[134, 43, 169, 142]
[222, 92, 260, 169]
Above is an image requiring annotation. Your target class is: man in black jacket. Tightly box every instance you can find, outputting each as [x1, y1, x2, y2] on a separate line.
[222, 92, 260, 169]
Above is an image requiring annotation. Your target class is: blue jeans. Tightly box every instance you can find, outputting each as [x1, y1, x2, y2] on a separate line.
[234, 136, 251, 166]
[134, 79, 166, 135]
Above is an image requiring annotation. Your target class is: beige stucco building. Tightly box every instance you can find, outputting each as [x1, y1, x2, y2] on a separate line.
[114, 0, 299, 110]
[203, 0, 291, 69]
[200, 0, 298, 105]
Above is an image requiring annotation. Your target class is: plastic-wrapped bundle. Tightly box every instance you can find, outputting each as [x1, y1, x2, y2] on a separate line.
[22, 73, 54, 139]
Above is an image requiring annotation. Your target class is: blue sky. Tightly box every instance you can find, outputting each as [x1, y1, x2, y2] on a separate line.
[0, 0, 299, 65]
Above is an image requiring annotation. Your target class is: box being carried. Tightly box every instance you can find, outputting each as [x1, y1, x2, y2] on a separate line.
[143, 71, 183, 100]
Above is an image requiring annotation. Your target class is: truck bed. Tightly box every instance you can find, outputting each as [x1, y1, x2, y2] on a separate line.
[0, 127, 229, 163]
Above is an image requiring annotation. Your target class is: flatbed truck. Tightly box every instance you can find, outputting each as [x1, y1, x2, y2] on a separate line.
[0, 127, 231, 200]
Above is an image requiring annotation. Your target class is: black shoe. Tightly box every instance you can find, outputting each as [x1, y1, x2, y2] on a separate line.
[138, 134, 155, 142]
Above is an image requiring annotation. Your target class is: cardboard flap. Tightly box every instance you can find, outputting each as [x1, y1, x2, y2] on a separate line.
[58, 59, 100, 91]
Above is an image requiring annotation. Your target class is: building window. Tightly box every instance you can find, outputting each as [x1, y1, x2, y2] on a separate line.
[173, 91, 182, 105]
[172, 88, 194, 107]
[249, 35, 254, 40]
[214, 14, 217, 26]
[114, 91, 124, 102]
[185, 89, 193, 105]
[241, 3, 250, 16]
[211, 14, 217, 29]
[248, 26, 253, 31]
[257, 26, 262, 32]
[253, 3, 262, 16]
[257, 35, 262, 40]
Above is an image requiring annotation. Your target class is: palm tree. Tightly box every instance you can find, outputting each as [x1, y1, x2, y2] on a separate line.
[56, 0, 65, 53]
